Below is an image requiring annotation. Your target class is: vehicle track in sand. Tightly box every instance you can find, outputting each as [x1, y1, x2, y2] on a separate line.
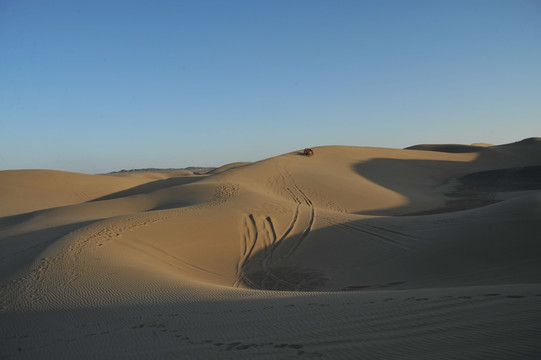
[336, 222, 422, 251]
[235, 171, 317, 289]
[283, 180, 315, 259]
[319, 212, 424, 252]
[234, 214, 278, 288]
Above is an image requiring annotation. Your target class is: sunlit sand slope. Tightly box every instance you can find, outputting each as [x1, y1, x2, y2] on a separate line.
[1, 139, 540, 359]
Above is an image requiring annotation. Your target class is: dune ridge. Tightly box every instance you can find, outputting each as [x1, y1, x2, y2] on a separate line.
[1, 139, 540, 359]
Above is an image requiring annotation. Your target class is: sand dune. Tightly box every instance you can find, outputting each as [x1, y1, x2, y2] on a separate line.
[0, 169, 204, 217]
[1, 139, 540, 359]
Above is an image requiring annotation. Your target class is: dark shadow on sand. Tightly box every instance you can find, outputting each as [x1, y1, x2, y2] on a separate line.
[353, 149, 541, 216]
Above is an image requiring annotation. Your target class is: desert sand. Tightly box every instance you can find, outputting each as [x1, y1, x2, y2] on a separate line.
[1, 139, 540, 359]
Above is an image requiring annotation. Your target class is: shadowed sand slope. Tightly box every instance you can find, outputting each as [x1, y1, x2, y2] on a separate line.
[1, 139, 541, 359]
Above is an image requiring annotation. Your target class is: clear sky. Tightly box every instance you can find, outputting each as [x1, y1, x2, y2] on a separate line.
[1, 0, 540, 173]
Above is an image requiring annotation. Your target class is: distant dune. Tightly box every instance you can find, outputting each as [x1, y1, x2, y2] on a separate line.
[1, 139, 540, 359]
[405, 143, 489, 153]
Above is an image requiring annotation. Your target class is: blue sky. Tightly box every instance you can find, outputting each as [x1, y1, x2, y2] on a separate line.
[1, 0, 540, 173]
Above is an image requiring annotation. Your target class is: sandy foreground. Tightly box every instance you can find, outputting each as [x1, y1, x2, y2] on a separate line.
[1, 139, 540, 359]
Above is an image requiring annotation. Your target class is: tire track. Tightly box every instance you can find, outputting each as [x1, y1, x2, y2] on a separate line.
[319, 215, 422, 252]
[237, 214, 259, 277]
[235, 214, 279, 288]
[235, 172, 317, 288]
[284, 179, 315, 259]
[261, 173, 315, 261]
[338, 223, 411, 251]
[261, 216, 278, 269]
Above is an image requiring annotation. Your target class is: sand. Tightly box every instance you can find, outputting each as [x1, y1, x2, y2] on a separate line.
[1, 138, 540, 359]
